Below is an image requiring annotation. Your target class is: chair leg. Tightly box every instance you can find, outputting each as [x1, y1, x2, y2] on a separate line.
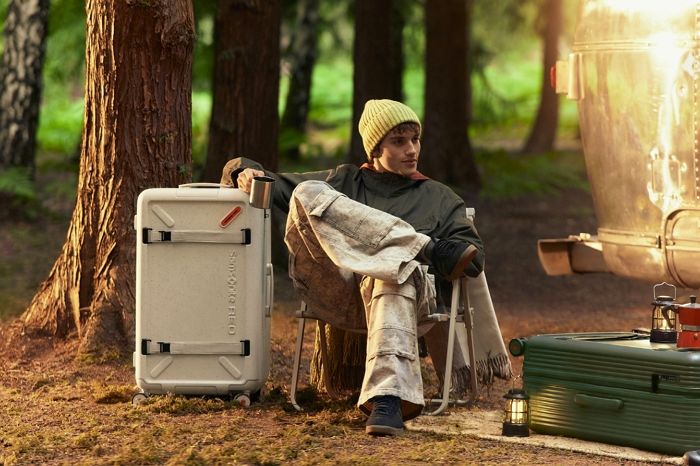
[425, 278, 461, 416]
[462, 277, 479, 403]
[290, 303, 307, 411]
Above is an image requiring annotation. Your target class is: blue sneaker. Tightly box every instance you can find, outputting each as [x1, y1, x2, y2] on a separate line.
[365, 395, 404, 436]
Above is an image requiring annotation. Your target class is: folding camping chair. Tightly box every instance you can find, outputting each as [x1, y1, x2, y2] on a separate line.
[289, 208, 485, 416]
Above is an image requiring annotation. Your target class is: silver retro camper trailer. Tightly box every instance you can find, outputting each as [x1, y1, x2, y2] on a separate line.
[540, 0, 700, 288]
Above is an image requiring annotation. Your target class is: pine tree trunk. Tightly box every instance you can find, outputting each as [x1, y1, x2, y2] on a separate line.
[0, 0, 49, 176]
[422, 0, 481, 194]
[347, 0, 403, 165]
[521, 0, 561, 155]
[279, 0, 319, 162]
[21, 0, 195, 357]
[200, 0, 281, 182]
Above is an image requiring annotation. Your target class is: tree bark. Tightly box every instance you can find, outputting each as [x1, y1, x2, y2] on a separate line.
[422, 0, 481, 194]
[279, 0, 319, 163]
[347, 0, 403, 165]
[21, 0, 195, 357]
[200, 0, 281, 182]
[521, 0, 561, 155]
[0, 0, 50, 177]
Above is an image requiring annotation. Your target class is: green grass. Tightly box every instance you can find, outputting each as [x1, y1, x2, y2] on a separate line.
[192, 90, 212, 168]
[36, 96, 83, 156]
[0, 166, 35, 201]
[477, 149, 588, 200]
[307, 59, 354, 126]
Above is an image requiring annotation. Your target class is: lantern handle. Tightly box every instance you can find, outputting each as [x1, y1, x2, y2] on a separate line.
[653, 282, 676, 300]
[511, 373, 523, 390]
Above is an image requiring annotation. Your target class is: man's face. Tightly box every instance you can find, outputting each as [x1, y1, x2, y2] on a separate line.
[373, 125, 421, 177]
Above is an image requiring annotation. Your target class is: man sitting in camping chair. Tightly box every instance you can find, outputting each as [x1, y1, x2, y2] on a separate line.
[222, 99, 510, 436]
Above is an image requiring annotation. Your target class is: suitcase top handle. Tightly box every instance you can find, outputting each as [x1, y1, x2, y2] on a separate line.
[179, 183, 232, 189]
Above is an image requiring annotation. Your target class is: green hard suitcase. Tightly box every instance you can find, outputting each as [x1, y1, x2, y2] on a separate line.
[511, 332, 700, 455]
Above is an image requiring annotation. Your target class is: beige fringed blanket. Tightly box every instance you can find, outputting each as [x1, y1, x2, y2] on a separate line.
[423, 271, 512, 395]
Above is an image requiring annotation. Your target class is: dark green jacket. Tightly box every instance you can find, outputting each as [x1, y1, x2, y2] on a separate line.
[221, 157, 484, 279]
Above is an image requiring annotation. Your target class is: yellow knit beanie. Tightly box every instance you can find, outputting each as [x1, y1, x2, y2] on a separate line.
[358, 99, 421, 159]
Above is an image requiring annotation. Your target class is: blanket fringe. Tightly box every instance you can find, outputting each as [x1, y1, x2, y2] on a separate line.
[450, 352, 513, 395]
[310, 324, 366, 392]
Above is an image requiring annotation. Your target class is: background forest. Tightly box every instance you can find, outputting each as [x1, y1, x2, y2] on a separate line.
[0, 0, 583, 330]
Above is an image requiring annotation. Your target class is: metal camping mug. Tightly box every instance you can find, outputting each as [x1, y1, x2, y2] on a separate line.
[249, 176, 275, 209]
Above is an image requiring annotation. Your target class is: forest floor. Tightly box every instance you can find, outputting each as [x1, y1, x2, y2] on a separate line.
[0, 153, 680, 465]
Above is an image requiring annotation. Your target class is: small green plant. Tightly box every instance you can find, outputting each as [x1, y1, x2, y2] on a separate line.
[0, 167, 41, 220]
[76, 347, 128, 365]
[71, 432, 100, 450]
[92, 383, 134, 404]
[278, 127, 307, 156]
[0, 167, 36, 201]
[36, 96, 83, 156]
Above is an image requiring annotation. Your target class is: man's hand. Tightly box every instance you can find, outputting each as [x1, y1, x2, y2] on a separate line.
[236, 168, 265, 194]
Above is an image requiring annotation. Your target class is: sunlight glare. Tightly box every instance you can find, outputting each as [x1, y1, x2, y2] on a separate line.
[644, 32, 690, 212]
[593, 0, 697, 17]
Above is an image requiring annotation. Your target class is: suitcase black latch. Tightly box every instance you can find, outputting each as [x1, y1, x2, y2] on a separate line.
[651, 373, 680, 393]
[141, 339, 151, 355]
[158, 342, 171, 353]
[242, 228, 251, 245]
[142, 228, 171, 244]
[140, 339, 171, 355]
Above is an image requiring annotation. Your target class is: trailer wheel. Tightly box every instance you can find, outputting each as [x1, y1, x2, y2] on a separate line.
[132, 392, 148, 406]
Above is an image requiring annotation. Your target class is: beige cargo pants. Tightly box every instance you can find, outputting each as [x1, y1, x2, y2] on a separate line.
[284, 180, 437, 420]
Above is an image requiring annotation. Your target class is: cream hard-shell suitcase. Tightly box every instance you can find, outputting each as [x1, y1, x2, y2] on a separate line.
[133, 183, 272, 404]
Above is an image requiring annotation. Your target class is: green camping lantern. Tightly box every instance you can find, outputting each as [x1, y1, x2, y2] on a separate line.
[650, 282, 677, 344]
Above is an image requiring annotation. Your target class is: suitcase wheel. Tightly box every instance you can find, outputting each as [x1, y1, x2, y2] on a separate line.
[233, 393, 251, 408]
[132, 392, 149, 406]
